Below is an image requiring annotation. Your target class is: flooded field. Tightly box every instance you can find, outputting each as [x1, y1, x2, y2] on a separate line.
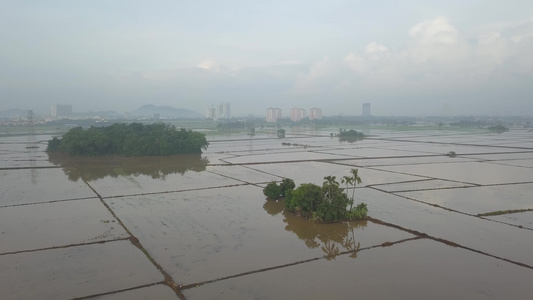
[1, 128, 533, 299]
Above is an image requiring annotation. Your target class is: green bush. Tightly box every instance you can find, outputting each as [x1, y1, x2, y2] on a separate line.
[316, 189, 350, 222]
[263, 178, 296, 200]
[46, 137, 61, 152]
[263, 182, 282, 200]
[285, 183, 323, 217]
[349, 203, 368, 220]
[280, 178, 295, 196]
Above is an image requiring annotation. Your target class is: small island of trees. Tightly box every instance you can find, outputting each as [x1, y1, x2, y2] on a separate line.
[488, 124, 509, 134]
[263, 169, 367, 223]
[331, 129, 365, 143]
[47, 123, 209, 156]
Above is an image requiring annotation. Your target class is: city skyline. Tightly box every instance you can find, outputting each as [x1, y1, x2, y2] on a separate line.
[1, 2, 533, 116]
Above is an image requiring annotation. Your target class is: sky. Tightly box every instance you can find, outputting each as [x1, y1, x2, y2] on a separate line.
[1, 0, 533, 117]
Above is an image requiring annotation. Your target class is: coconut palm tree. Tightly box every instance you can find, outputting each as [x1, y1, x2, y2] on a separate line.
[348, 168, 362, 211]
[323, 175, 338, 202]
[341, 175, 354, 200]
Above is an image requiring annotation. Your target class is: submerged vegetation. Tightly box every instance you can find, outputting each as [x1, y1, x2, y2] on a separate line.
[281, 142, 311, 148]
[477, 208, 533, 217]
[46, 123, 209, 156]
[488, 124, 509, 134]
[263, 169, 368, 223]
[263, 178, 296, 200]
[336, 129, 365, 143]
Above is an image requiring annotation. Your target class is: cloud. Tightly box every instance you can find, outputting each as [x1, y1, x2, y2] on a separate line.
[365, 42, 389, 54]
[292, 58, 356, 96]
[288, 16, 533, 115]
[408, 16, 468, 65]
[409, 16, 458, 45]
[349, 16, 533, 82]
[196, 60, 226, 72]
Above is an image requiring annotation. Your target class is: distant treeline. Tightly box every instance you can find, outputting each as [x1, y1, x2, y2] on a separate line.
[335, 129, 365, 143]
[488, 124, 509, 134]
[338, 129, 365, 138]
[47, 123, 209, 156]
[217, 121, 247, 130]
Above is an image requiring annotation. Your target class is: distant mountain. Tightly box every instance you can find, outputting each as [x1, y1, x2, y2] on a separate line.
[131, 105, 203, 119]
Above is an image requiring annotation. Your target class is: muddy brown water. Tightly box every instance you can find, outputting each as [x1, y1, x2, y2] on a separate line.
[1, 131, 533, 299]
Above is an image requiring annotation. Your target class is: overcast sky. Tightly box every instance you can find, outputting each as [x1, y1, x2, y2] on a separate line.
[1, 1, 533, 117]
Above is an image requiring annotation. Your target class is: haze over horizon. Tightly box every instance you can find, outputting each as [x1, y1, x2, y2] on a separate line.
[1, 1, 533, 117]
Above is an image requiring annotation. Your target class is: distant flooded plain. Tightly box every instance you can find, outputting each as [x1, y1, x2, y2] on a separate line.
[1, 128, 533, 299]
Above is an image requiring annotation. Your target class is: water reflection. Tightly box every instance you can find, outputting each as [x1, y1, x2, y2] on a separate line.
[47, 152, 209, 182]
[263, 200, 367, 260]
[338, 136, 364, 143]
[26, 143, 39, 185]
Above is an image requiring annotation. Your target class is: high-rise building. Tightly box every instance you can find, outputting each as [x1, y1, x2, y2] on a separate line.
[207, 105, 217, 119]
[225, 102, 230, 119]
[362, 103, 371, 117]
[51, 104, 72, 118]
[208, 102, 230, 119]
[217, 102, 231, 119]
[266, 107, 282, 122]
[290, 108, 306, 122]
[309, 107, 322, 120]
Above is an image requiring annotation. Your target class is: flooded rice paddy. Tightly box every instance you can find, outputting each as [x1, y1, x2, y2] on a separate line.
[1, 128, 533, 299]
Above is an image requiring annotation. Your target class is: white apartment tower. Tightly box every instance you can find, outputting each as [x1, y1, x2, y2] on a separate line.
[217, 102, 231, 119]
[207, 102, 230, 119]
[290, 108, 306, 122]
[206, 105, 217, 119]
[266, 107, 282, 122]
[309, 107, 322, 120]
[51, 104, 72, 118]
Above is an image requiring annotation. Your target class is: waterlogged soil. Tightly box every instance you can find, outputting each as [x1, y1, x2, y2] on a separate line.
[1, 129, 533, 299]
[248, 161, 425, 186]
[183, 239, 533, 300]
[0, 168, 96, 206]
[333, 155, 476, 167]
[107, 188, 412, 283]
[485, 211, 533, 230]
[90, 284, 179, 300]
[373, 161, 533, 185]
[360, 187, 533, 266]
[396, 183, 533, 215]
[0, 199, 128, 253]
[373, 178, 475, 192]
[0, 240, 163, 299]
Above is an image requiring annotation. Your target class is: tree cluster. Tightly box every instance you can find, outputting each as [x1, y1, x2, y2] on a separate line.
[263, 169, 368, 223]
[488, 124, 509, 134]
[217, 121, 245, 130]
[46, 123, 209, 156]
[337, 129, 365, 143]
[263, 178, 295, 200]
